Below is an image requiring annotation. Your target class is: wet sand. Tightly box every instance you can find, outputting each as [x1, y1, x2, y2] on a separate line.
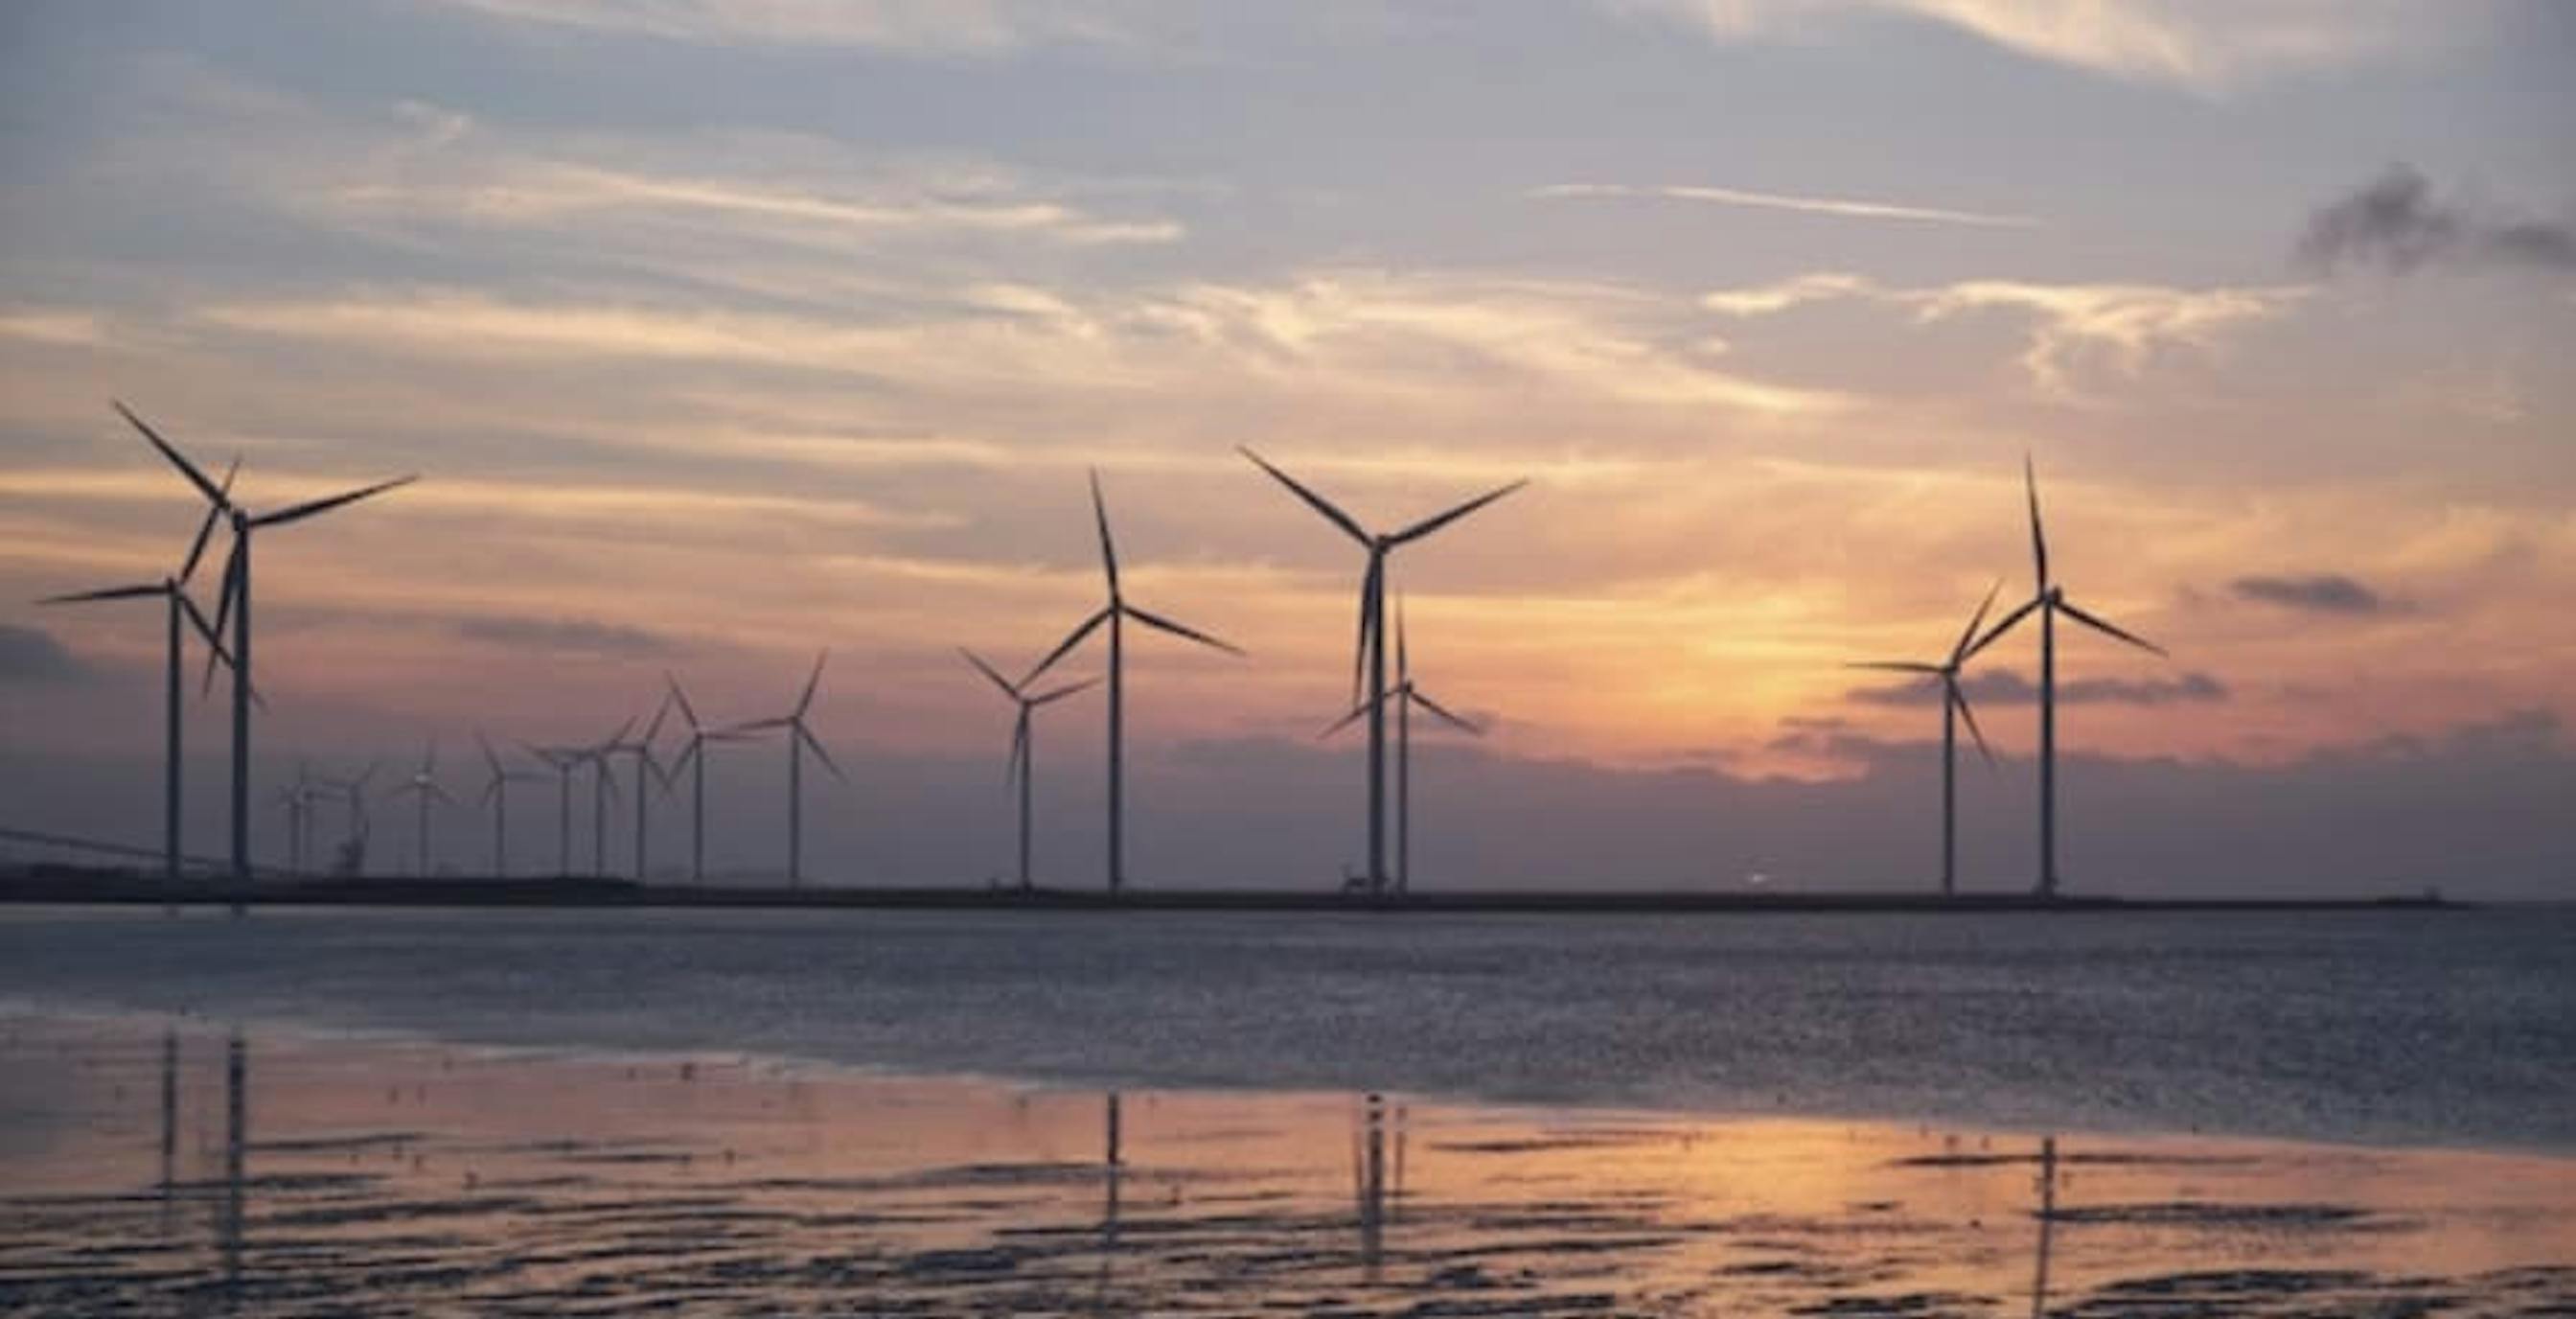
[1, 1011, 2569, 1316]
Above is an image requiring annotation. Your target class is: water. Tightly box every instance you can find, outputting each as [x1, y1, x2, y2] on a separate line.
[4, 904, 2570, 1151]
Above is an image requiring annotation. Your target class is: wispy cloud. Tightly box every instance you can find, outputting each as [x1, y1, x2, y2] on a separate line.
[1611, 0, 2460, 93]
[1851, 667, 2229, 707]
[2229, 573, 2395, 615]
[1535, 182, 2035, 228]
[2297, 163, 2576, 278]
[453, 613, 676, 657]
[1697, 272, 2303, 397]
[423, 0, 1149, 56]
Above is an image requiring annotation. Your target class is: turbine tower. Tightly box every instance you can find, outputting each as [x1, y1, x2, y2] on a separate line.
[961, 648, 1098, 892]
[383, 737, 458, 877]
[118, 402, 415, 882]
[1322, 602, 1483, 895]
[38, 464, 241, 884]
[729, 652, 843, 888]
[1972, 458, 2167, 897]
[1847, 583, 2002, 896]
[1024, 471, 1242, 894]
[520, 740, 581, 875]
[662, 676, 748, 885]
[474, 731, 547, 878]
[1239, 449, 1522, 895]
[576, 719, 631, 879]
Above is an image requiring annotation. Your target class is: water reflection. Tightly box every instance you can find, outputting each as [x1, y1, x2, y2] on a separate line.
[2032, 1133, 2058, 1319]
[1, 1018, 2568, 1316]
[220, 1028, 244, 1304]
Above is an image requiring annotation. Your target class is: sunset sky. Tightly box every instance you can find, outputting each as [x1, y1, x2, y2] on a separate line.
[3, 1, 2569, 894]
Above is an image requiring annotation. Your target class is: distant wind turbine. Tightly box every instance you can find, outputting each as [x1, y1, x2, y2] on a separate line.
[474, 731, 548, 878]
[1970, 457, 2168, 897]
[383, 737, 458, 877]
[576, 720, 631, 879]
[118, 402, 415, 881]
[662, 675, 750, 884]
[728, 652, 842, 888]
[1024, 471, 1242, 894]
[1322, 601, 1482, 895]
[1848, 583, 2002, 897]
[961, 648, 1098, 892]
[604, 697, 673, 881]
[1239, 449, 1523, 895]
[519, 740, 581, 875]
[37, 463, 242, 883]
[318, 761, 380, 877]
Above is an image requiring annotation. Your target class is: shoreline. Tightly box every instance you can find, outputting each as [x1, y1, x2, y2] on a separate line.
[0, 874, 2468, 913]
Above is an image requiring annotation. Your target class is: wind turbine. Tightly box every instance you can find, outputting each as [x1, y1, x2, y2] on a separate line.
[474, 732, 547, 878]
[575, 720, 630, 879]
[37, 462, 242, 883]
[1024, 471, 1242, 894]
[1970, 457, 2167, 898]
[117, 402, 415, 882]
[318, 761, 380, 877]
[1322, 602, 1482, 896]
[728, 652, 842, 888]
[604, 697, 673, 882]
[662, 676, 750, 885]
[961, 648, 1098, 892]
[1848, 583, 2002, 897]
[518, 741, 581, 876]
[383, 737, 458, 877]
[1239, 449, 1523, 895]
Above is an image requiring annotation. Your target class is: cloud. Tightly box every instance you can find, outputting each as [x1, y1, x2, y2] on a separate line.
[0, 308, 113, 349]
[1535, 182, 2035, 228]
[453, 614, 676, 657]
[1850, 667, 2229, 707]
[424, 0, 1149, 56]
[2229, 573, 2391, 615]
[2295, 163, 2576, 277]
[1697, 272, 2302, 397]
[1613, 0, 2455, 93]
[0, 624, 90, 684]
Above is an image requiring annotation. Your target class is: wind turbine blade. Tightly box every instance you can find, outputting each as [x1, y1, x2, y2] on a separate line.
[480, 778, 500, 806]
[1388, 478, 1528, 546]
[115, 402, 227, 508]
[516, 739, 559, 768]
[2058, 596, 2168, 658]
[797, 722, 847, 782]
[1409, 687, 1483, 735]
[959, 647, 1020, 699]
[429, 783, 460, 808]
[1965, 595, 2043, 662]
[421, 736, 438, 776]
[1950, 679, 1996, 769]
[1950, 578, 2004, 666]
[177, 592, 231, 665]
[2024, 454, 2050, 590]
[1318, 697, 1377, 740]
[1028, 676, 1101, 706]
[1022, 606, 1113, 685]
[477, 729, 503, 780]
[728, 716, 793, 733]
[795, 649, 828, 718]
[1238, 447, 1370, 545]
[1351, 557, 1378, 705]
[1845, 660, 1944, 674]
[670, 739, 699, 779]
[1396, 594, 1410, 685]
[603, 715, 636, 750]
[643, 688, 674, 745]
[1123, 603, 1243, 655]
[1089, 469, 1120, 597]
[250, 474, 417, 528]
[664, 672, 700, 732]
[40, 583, 167, 604]
[209, 538, 242, 641]
[1007, 713, 1028, 786]
[179, 456, 239, 583]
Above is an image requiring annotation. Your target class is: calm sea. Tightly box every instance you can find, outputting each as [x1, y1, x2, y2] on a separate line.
[3, 904, 2569, 1151]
